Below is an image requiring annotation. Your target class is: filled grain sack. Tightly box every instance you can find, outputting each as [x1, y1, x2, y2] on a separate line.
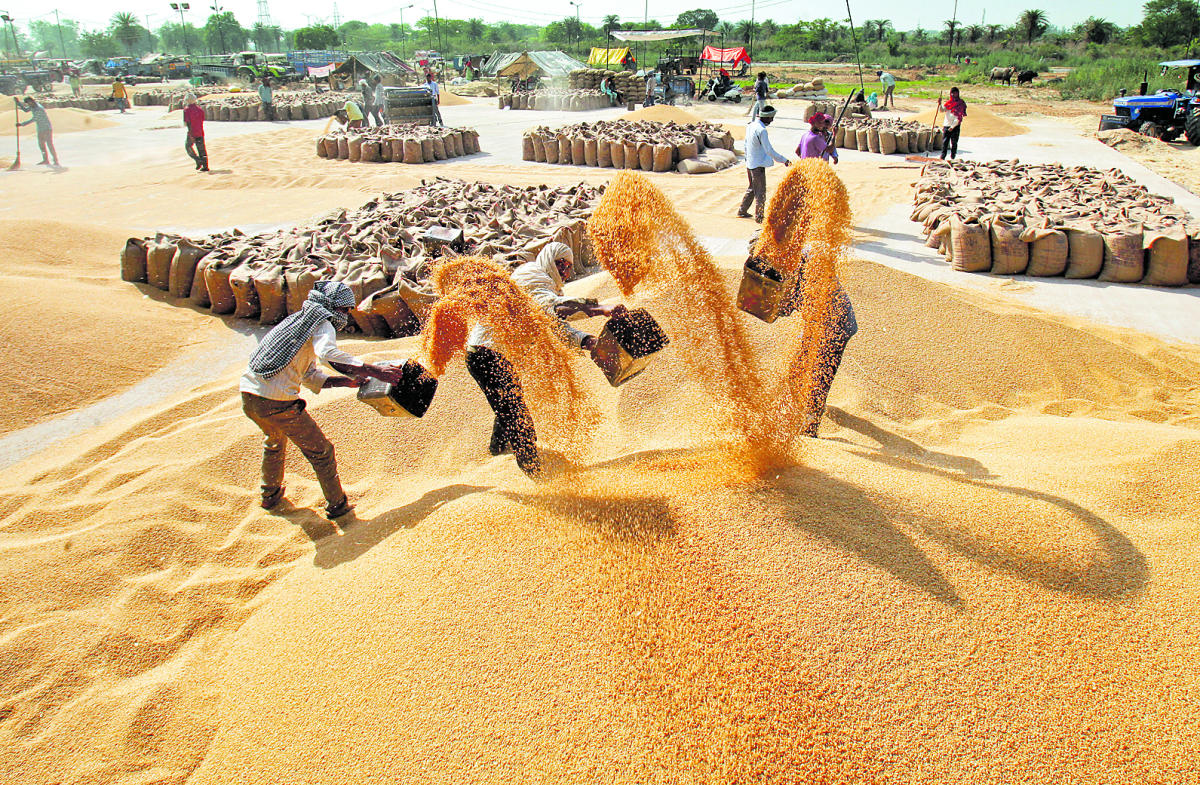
[420, 138, 435, 161]
[652, 143, 673, 172]
[867, 128, 881, 154]
[1063, 225, 1105, 278]
[403, 139, 424, 164]
[949, 215, 991, 272]
[146, 241, 176, 291]
[1142, 227, 1189, 286]
[349, 136, 365, 162]
[638, 142, 655, 171]
[169, 239, 208, 298]
[624, 141, 640, 169]
[584, 138, 599, 167]
[855, 128, 869, 151]
[317, 137, 329, 158]
[987, 215, 1029, 275]
[1020, 226, 1069, 277]
[532, 133, 548, 162]
[522, 134, 535, 161]
[431, 136, 447, 160]
[879, 129, 897, 155]
[229, 265, 261, 319]
[571, 137, 587, 165]
[558, 135, 572, 165]
[121, 237, 148, 283]
[834, 125, 846, 147]
[609, 139, 625, 168]
[543, 134, 560, 163]
[1098, 223, 1145, 282]
[204, 261, 237, 314]
[254, 266, 287, 325]
[596, 138, 612, 167]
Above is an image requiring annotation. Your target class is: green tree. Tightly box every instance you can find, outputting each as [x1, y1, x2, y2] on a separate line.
[986, 23, 1004, 41]
[965, 24, 983, 42]
[205, 11, 247, 53]
[675, 9, 718, 30]
[80, 30, 119, 57]
[735, 19, 758, 43]
[1018, 9, 1049, 44]
[30, 18, 81, 57]
[1076, 16, 1118, 44]
[1137, 0, 1200, 47]
[157, 21, 200, 53]
[943, 19, 960, 45]
[293, 24, 339, 50]
[110, 12, 142, 54]
[466, 18, 485, 39]
[868, 19, 892, 42]
[760, 19, 779, 39]
[252, 22, 281, 51]
[716, 21, 735, 38]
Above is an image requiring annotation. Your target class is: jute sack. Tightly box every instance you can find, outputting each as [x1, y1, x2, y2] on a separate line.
[1189, 231, 1200, 284]
[917, 129, 930, 151]
[229, 265, 262, 319]
[949, 216, 992, 272]
[390, 138, 404, 161]
[348, 136, 363, 162]
[1142, 227, 1189, 286]
[361, 141, 381, 162]
[571, 137, 586, 165]
[652, 144, 673, 172]
[988, 215, 1029, 275]
[931, 128, 944, 149]
[146, 241, 176, 291]
[403, 139, 424, 164]
[624, 141, 640, 169]
[121, 238, 148, 283]
[427, 136, 444, 160]
[169, 239, 208, 297]
[834, 125, 846, 147]
[522, 134, 535, 160]
[254, 266, 287, 325]
[466, 130, 481, 154]
[543, 134, 560, 163]
[677, 140, 699, 159]
[855, 128, 869, 151]
[317, 137, 329, 158]
[1099, 223, 1145, 283]
[1063, 225, 1105, 278]
[450, 132, 465, 157]
[379, 139, 392, 162]
[879, 129, 897, 155]
[867, 128, 881, 154]
[191, 255, 213, 307]
[284, 268, 319, 314]
[558, 135, 572, 165]
[609, 139, 625, 167]
[204, 262, 238, 314]
[677, 158, 717, 175]
[596, 139, 612, 167]
[1020, 226, 1069, 277]
[584, 138, 599, 167]
[532, 133, 548, 162]
[638, 142, 654, 171]
[895, 130, 909, 154]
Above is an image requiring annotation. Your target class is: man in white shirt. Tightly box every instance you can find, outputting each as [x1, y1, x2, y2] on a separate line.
[737, 105, 790, 223]
[464, 242, 621, 478]
[372, 74, 389, 125]
[240, 280, 404, 519]
[425, 72, 443, 127]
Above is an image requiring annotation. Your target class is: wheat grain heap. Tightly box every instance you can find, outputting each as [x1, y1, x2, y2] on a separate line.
[316, 123, 480, 163]
[838, 117, 945, 155]
[118, 178, 603, 337]
[523, 119, 738, 174]
[501, 89, 609, 111]
[913, 159, 1200, 286]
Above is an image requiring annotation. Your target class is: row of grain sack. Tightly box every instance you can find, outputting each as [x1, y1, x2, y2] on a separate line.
[777, 78, 827, 98]
[913, 160, 1200, 286]
[117, 180, 605, 336]
[522, 119, 737, 174]
[838, 119, 943, 154]
[501, 90, 608, 111]
[198, 93, 353, 122]
[317, 125, 480, 163]
[568, 68, 647, 102]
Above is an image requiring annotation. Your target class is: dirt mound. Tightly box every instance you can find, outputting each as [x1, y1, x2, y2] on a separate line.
[910, 103, 1028, 137]
[0, 106, 117, 135]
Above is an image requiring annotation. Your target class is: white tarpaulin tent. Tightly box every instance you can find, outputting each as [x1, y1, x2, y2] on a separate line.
[609, 29, 706, 42]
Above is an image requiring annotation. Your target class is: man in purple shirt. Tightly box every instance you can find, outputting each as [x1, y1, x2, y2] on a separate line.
[796, 112, 838, 164]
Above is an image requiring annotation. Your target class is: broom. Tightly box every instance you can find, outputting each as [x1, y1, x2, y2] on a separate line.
[905, 91, 944, 163]
[8, 98, 20, 171]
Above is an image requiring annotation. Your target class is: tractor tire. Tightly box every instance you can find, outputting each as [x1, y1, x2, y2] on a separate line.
[1185, 106, 1200, 146]
[1140, 122, 1164, 140]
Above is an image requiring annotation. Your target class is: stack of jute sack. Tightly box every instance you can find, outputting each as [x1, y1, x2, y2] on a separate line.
[912, 159, 1200, 286]
[568, 68, 646, 104]
[801, 100, 839, 121]
[129, 86, 229, 107]
[118, 179, 605, 337]
[501, 89, 608, 111]
[316, 123, 481, 163]
[522, 119, 738, 174]
[777, 78, 827, 98]
[839, 118, 944, 155]
[194, 91, 357, 121]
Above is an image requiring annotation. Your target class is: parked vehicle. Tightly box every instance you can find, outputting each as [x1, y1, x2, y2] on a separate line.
[657, 75, 696, 106]
[1098, 60, 1200, 145]
[193, 52, 299, 85]
[703, 76, 742, 103]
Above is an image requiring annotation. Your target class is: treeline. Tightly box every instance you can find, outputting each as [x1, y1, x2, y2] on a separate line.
[9, 1, 1200, 69]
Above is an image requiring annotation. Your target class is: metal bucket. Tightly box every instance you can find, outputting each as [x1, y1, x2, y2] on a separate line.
[736, 257, 789, 323]
[357, 359, 439, 417]
[592, 308, 670, 387]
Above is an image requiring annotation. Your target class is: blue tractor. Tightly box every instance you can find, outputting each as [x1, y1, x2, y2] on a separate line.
[1098, 60, 1200, 144]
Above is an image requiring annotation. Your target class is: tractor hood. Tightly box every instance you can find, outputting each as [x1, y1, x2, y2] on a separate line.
[1114, 91, 1184, 109]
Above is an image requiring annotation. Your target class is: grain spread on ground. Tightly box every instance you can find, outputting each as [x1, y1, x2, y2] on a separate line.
[523, 118, 737, 174]
[911, 103, 1028, 137]
[0, 106, 117, 135]
[913, 159, 1200, 286]
[316, 123, 480, 163]
[119, 178, 604, 336]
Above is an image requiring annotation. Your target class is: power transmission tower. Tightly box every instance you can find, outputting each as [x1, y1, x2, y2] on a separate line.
[256, 0, 272, 27]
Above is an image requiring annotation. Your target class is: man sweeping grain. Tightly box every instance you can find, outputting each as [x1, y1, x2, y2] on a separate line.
[737, 105, 790, 223]
[465, 243, 621, 479]
[17, 97, 59, 168]
[183, 93, 208, 172]
[240, 280, 405, 519]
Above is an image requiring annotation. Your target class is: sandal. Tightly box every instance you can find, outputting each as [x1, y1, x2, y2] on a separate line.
[325, 496, 355, 520]
[261, 486, 286, 510]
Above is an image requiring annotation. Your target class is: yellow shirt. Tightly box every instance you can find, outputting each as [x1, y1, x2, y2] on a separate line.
[112, 83, 127, 98]
[343, 100, 363, 121]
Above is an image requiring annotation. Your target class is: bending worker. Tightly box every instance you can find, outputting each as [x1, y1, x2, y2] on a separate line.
[240, 280, 405, 519]
[465, 242, 621, 479]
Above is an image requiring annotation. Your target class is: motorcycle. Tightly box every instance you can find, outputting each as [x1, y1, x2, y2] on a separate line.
[704, 77, 742, 103]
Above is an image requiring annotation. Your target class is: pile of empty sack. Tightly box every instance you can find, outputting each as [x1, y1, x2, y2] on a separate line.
[119, 179, 604, 336]
[501, 89, 608, 111]
[839, 118, 944, 154]
[522, 119, 738, 174]
[317, 123, 481, 163]
[913, 159, 1200, 286]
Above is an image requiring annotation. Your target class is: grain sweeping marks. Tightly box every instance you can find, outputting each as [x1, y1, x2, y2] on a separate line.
[421, 255, 601, 453]
[588, 166, 853, 458]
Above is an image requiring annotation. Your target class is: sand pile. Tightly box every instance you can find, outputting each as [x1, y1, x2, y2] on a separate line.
[911, 103, 1028, 137]
[0, 106, 117, 135]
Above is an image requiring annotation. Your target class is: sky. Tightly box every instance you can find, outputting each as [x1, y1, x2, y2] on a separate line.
[17, 0, 1147, 35]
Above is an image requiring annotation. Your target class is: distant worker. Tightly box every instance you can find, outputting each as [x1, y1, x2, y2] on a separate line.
[425, 71, 443, 127]
[877, 69, 896, 109]
[737, 105, 789, 223]
[183, 93, 208, 172]
[464, 243, 622, 479]
[751, 71, 769, 120]
[17, 96, 59, 168]
[335, 99, 364, 129]
[258, 76, 275, 121]
[600, 74, 622, 106]
[372, 74, 388, 125]
[358, 78, 376, 127]
[68, 71, 81, 98]
[643, 70, 659, 107]
[796, 112, 838, 164]
[240, 280, 408, 520]
[940, 86, 967, 160]
[110, 78, 129, 113]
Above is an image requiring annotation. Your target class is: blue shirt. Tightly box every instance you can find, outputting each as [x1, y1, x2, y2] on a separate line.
[744, 119, 788, 169]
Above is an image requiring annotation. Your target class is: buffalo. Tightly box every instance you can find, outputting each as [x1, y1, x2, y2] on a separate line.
[1016, 70, 1037, 86]
[990, 66, 1016, 86]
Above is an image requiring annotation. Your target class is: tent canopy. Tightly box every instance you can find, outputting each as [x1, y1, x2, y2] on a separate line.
[588, 47, 631, 66]
[610, 28, 706, 42]
[700, 46, 750, 67]
[482, 50, 587, 78]
[332, 51, 415, 77]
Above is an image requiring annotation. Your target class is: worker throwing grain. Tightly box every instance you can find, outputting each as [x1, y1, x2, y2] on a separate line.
[240, 280, 406, 520]
[17, 96, 59, 168]
[465, 242, 621, 479]
[737, 105, 790, 224]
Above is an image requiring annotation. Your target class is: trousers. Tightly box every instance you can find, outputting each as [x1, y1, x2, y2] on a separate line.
[941, 124, 961, 159]
[739, 166, 768, 220]
[751, 98, 765, 120]
[241, 393, 346, 504]
[186, 134, 208, 169]
[430, 99, 443, 126]
[465, 347, 541, 477]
